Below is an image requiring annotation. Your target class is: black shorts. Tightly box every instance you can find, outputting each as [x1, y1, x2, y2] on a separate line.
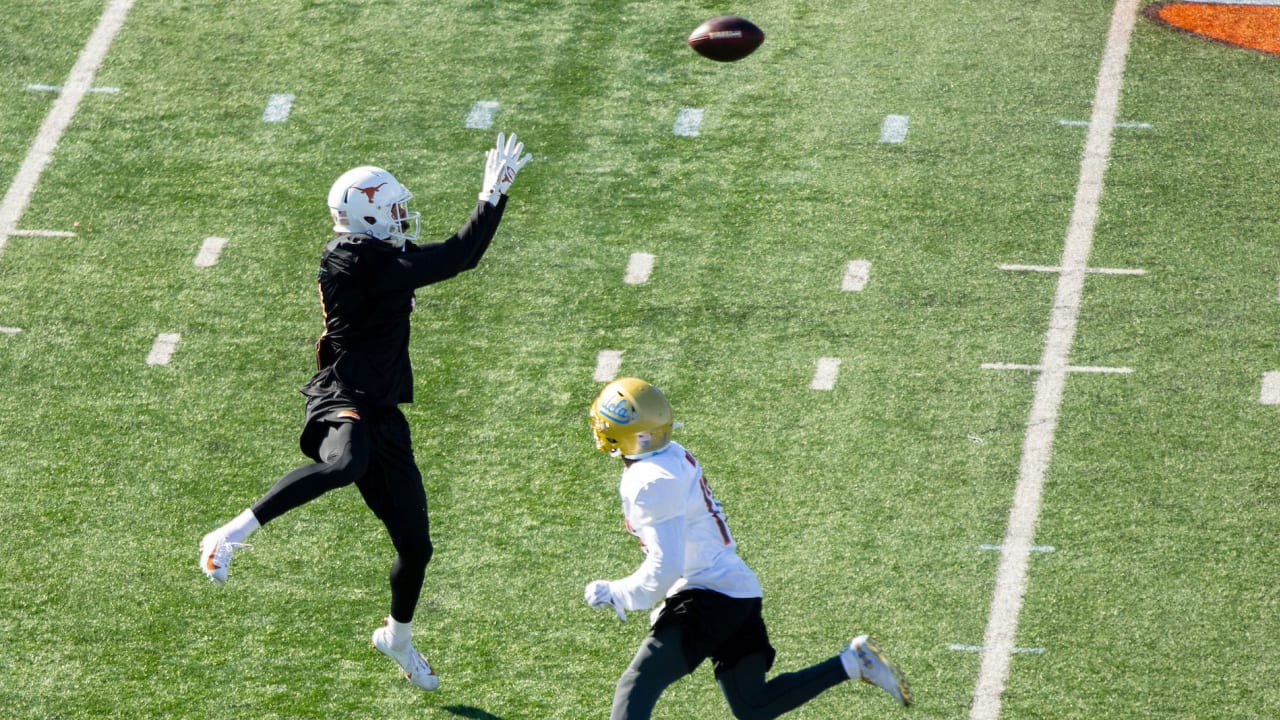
[295, 395, 428, 543]
[650, 589, 776, 675]
[299, 394, 376, 461]
[296, 396, 423, 506]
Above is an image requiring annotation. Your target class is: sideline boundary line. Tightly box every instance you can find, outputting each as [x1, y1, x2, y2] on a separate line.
[969, 2, 1141, 719]
[0, 0, 135, 260]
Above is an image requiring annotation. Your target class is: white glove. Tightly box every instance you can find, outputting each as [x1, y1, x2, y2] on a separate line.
[584, 580, 626, 621]
[479, 132, 532, 205]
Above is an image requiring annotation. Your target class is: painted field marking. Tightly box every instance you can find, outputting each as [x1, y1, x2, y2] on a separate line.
[0, 0, 135, 260]
[1260, 372, 1280, 405]
[978, 543, 1055, 553]
[27, 84, 119, 94]
[465, 100, 500, 129]
[624, 252, 655, 285]
[982, 363, 1133, 374]
[1058, 119, 1151, 129]
[262, 93, 295, 123]
[951, 644, 1045, 655]
[146, 333, 181, 366]
[194, 236, 228, 268]
[1148, 1, 1280, 56]
[841, 260, 871, 291]
[8, 229, 76, 238]
[810, 357, 841, 390]
[0, 327, 22, 334]
[999, 263, 1146, 276]
[594, 350, 623, 382]
[880, 114, 909, 143]
[674, 108, 704, 137]
[970, 3, 1140, 720]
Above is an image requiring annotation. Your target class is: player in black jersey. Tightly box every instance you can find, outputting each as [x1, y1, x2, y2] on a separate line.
[199, 133, 531, 691]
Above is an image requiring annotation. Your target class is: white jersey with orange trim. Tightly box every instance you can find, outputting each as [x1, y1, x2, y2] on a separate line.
[607, 442, 763, 611]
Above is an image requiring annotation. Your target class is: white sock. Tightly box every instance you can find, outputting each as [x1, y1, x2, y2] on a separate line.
[386, 617, 413, 648]
[222, 509, 260, 544]
[839, 645, 861, 680]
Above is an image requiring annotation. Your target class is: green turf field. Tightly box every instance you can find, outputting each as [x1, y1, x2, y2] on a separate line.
[1, 1, 1276, 718]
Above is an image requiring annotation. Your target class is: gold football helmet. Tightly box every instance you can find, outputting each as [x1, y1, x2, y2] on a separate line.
[590, 378, 673, 458]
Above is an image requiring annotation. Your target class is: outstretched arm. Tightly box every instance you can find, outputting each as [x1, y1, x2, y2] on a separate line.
[381, 196, 507, 289]
[379, 132, 532, 290]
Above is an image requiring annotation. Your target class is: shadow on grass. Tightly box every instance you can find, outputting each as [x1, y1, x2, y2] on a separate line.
[442, 706, 507, 720]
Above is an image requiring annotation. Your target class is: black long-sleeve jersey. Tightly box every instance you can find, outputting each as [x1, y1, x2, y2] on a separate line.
[301, 196, 508, 407]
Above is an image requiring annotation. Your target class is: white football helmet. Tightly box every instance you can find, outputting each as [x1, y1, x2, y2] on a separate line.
[327, 166, 420, 245]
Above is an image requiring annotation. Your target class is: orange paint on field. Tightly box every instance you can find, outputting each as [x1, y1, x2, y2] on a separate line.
[1148, 2, 1280, 56]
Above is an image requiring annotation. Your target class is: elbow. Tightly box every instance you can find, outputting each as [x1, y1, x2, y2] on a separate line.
[649, 563, 683, 596]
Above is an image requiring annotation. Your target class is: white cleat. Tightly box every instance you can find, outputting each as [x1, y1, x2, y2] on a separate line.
[198, 532, 246, 584]
[844, 634, 912, 706]
[372, 620, 439, 691]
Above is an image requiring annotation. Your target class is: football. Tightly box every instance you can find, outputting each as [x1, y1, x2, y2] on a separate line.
[687, 16, 765, 62]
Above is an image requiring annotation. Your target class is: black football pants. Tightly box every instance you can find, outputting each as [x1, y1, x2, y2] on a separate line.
[251, 409, 433, 622]
[612, 622, 847, 719]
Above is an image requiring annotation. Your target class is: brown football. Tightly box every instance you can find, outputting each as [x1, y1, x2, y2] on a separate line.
[687, 16, 765, 62]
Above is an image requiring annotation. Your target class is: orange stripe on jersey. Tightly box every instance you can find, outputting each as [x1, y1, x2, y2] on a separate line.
[314, 281, 330, 370]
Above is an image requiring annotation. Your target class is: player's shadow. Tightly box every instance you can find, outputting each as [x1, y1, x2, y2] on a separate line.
[442, 706, 507, 720]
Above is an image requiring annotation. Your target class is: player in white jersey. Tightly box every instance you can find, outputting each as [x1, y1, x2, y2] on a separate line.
[584, 378, 912, 719]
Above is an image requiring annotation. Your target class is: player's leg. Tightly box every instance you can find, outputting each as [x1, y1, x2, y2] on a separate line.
[356, 409, 432, 622]
[715, 652, 847, 720]
[611, 625, 695, 720]
[359, 463, 432, 622]
[707, 597, 852, 719]
[199, 420, 369, 583]
[358, 410, 437, 691]
[251, 419, 370, 523]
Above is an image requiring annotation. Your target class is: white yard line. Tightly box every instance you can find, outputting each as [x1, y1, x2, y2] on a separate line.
[999, 263, 1146, 276]
[969, 3, 1140, 719]
[953, 644, 1046, 655]
[27, 84, 120, 94]
[809, 357, 841, 390]
[465, 100, 500, 129]
[1057, 119, 1151, 129]
[879, 114, 909, 143]
[146, 333, 181, 366]
[594, 350, 623, 382]
[982, 362, 1133, 374]
[262, 93, 295, 123]
[841, 260, 871, 291]
[624, 252, 655, 285]
[194, 236, 229, 267]
[8, 229, 77, 238]
[977, 543, 1055, 553]
[1260, 372, 1280, 405]
[0, 0, 135, 260]
[673, 108, 704, 137]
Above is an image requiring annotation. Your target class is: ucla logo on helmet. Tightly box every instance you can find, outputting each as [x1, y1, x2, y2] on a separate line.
[598, 396, 636, 424]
